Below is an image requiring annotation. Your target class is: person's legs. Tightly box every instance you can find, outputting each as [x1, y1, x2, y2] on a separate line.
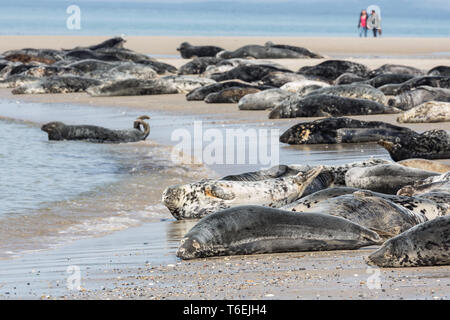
[373, 28, 377, 37]
[364, 27, 368, 37]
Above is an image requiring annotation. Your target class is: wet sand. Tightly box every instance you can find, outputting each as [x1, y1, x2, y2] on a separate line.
[0, 36, 449, 300]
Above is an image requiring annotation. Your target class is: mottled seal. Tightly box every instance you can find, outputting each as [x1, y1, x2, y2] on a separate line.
[176, 205, 382, 260]
[304, 84, 388, 104]
[286, 192, 426, 239]
[279, 117, 414, 145]
[297, 60, 370, 82]
[160, 75, 216, 93]
[378, 130, 450, 161]
[41, 115, 150, 143]
[209, 64, 292, 83]
[86, 78, 178, 96]
[280, 79, 330, 93]
[388, 86, 450, 110]
[397, 101, 450, 123]
[398, 159, 450, 174]
[368, 64, 424, 77]
[260, 71, 307, 87]
[161, 166, 322, 220]
[366, 216, 450, 267]
[177, 57, 222, 75]
[217, 44, 320, 59]
[268, 94, 399, 119]
[204, 87, 260, 103]
[177, 42, 224, 59]
[12, 76, 102, 94]
[186, 80, 271, 101]
[238, 88, 292, 110]
[345, 163, 439, 194]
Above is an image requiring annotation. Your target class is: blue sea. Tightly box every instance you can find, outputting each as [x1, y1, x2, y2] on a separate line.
[0, 0, 449, 37]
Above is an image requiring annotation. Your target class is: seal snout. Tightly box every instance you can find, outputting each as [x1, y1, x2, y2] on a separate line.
[162, 186, 184, 210]
[176, 237, 202, 260]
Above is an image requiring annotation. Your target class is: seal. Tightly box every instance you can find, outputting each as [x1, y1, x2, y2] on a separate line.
[368, 64, 424, 77]
[176, 205, 382, 260]
[397, 172, 450, 196]
[388, 86, 450, 110]
[378, 129, 450, 161]
[366, 215, 450, 267]
[364, 73, 414, 88]
[260, 71, 306, 87]
[67, 37, 126, 51]
[186, 80, 271, 101]
[4, 53, 56, 65]
[209, 64, 292, 83]
[379, 76, 450, 95]
[286, 192, 426, 239]
[268, 94, 399, 119]
[280, 79, 330, 93]
[161, 166, 323, 220]
[279, 117, 415, 145]
[397, 101, 450, 123]
[345, 163, 439, 194]
[160, 75, 216, 94]
[204, 87, 260, 103]
[333, 73, 366, 85]
[427, 65, 450, 77]
[264, 42, 324, 58]
[41, 115, 150, 143]
[303, 84, 388, 104]
[177, 57, 222, 75]
[297, 60, 370, 82]
[217, 44, 321, 59]
[237, 88, 291, 110]
[12, 76, 102, 94]
[398, 158, 450, 174]
[177, 42, 224, 59]
[86, 78, 178, 96]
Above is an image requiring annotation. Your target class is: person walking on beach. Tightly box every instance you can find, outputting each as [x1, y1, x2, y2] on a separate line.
[358, 9, 368, 37]
[367, 9, 381, 37]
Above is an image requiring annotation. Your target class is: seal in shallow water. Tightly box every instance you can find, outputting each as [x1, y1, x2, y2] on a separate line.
[378, 130, 450, 161]
[176, 205, 382, 260]
[366, 215, 450, 267]
[41, 115, 150, 143]
[162, 167, 323, 220]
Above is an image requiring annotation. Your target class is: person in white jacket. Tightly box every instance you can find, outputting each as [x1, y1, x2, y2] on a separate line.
[367, 10, 381, 37]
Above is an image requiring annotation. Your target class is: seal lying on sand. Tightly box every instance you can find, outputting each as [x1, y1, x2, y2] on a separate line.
[217, 44, 321, 59]
[286, 192, 426, 239]
[333, 73, 366, 85]
[366, 216, 450, 267]
[177, 42, 224, 59]
[368, 64, 424, 77]
[397, 172, 450, 196]
[388, 86, 450, 110]
[345, 163, 439, 194]
[379, 76, 450, 95]
[303, 84, 388, 104]
[176, 205, 382, 260]
[363, 73, 415, 88]
[209, 64, 292, 83]
[4, 53, 56, 65]
[66, 37, 126, 51]
[279, 117, 415, 145]
[297, 60, 370, 82]
[162, 167, 322, 220]
[264, 42, 324, 58]
[160, 75, 216, 93]
[260, 71, 306, 87]
[280, 79, 329, 93]
[268, 94, 399, 119]
[186, 80, 271, 101]
[41, 115, 150, 143]
[238, 88, 292, 110]
[398, 159, 450, 174]
[397, 101, 450, 123]
[86, 78, 178, 96]
[177, 57, 222, 75]
[427, 65, 450, 77]
[12, 76, 102, 94]
[204, 87, 260, 103]
[378, 130, 450, 161]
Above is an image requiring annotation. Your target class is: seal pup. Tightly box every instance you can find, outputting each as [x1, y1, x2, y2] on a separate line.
[86, 78, 178, 96]
[209, 64, 292, 83]
[388, 86, 450, 110]
[378, 130, 450, 161]
[397, 101, 450, 123]
[398, 159, 450, 174]
[177, 42, 224, 59]
[345, 163, 439, 194]
[12, 76, 102, 94]
[368, 64, 424, 77]
[303, 84, 388, 105]
[366, 216, 450, 267]
[41, 115, 150, 143]
[279, 117, 414, 145]
[162, 167, 323, 220]
[186, 80, 271, 101]
[297, 60, 370, 82]
[204, 87, 260, 103]
[268, 94, 399, 119]
[176, 205, 382, 260]
[238, 88, 292, 110]
[177, 57, 222, 75]
[287, 193, 426, 238]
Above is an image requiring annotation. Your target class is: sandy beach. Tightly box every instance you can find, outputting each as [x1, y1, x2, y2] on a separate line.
[0, 36, 449, 300]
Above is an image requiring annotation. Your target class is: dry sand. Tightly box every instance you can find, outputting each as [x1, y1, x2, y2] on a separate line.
[0, 36, 449, 300]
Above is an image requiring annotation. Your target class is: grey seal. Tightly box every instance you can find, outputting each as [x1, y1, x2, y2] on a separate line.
[238, 88, 292, 110]
[304, 84, 388, 104]
[204, 87, 260, 103]
[217, 44, 321, 59]
[177, 42, 224, 59]
[368, 64, 424, 77]
[12, 76, 102, 94]
[177, 205, 382, 260]
[297, 60, 370, 82]
[177, 57, 222, 75]
[186, 80, 271, 101]
[86, 78, 178, 96]
[379, 76, 450, 95]
[388, 86, 450, 110]
[209, 64, 292, 82]
[397, 101, 450, 123]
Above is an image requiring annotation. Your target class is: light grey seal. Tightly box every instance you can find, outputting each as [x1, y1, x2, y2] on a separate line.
[398, 159, 450, 174]
[388, 86, 450, 110]
[366, 216, 450, 267]
[238, 88, 292, 110]
[86, 78, 178, 96]
[268, 94, 399, 119]
[216, 44, 321, 59]
[368, 64, 424, 77]
[378, 129, 450, 161]
[12, 76, 102, 94]
[260, 71, 307, 87]
[176, 205, 382, 260]
[304, 84, 388, 104]
[161, 167, 323, 220]
[397, 101, 450, 123]
[160, 75, 216, 93]
[345, 163, 439, 194]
